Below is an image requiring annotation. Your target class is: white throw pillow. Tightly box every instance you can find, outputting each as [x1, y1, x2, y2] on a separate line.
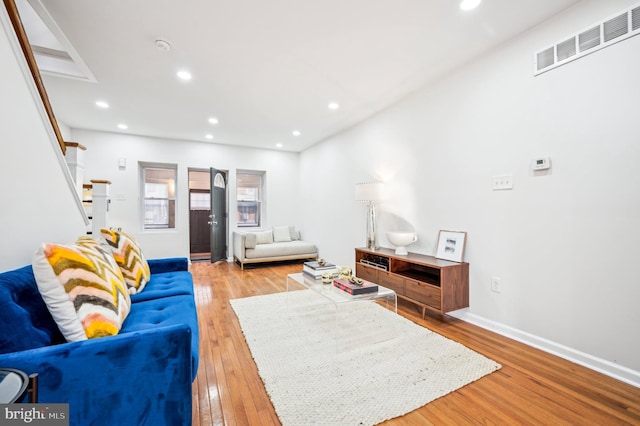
[245, 233, 257, 249]
[289, 226, 301, 241]
[256, 230, 274, 245]
[273, 226, 292, 242]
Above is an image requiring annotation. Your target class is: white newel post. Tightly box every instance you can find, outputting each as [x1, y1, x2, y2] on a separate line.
[64, 142, 86, 199]
[90, 179, 111, 236]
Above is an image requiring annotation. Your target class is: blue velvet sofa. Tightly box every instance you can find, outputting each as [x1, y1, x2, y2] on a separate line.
[0, 258, 199, 426]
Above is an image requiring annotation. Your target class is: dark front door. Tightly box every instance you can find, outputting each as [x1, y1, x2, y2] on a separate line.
[210, 168, 227, 263]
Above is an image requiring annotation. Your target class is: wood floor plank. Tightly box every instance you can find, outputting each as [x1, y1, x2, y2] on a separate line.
[190, 261, 640, 425]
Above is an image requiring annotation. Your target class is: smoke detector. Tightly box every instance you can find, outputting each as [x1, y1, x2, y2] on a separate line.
[155, 39, 171, 52]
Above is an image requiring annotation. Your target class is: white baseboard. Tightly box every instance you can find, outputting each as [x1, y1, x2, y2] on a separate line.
[448, 310, 640, 388]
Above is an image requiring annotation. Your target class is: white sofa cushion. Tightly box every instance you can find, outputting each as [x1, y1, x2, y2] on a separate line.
[256, 230, 273, 245]
[245, 232, 257, 249]
[245, 241, 317, 259]
[273, 226, 292, 242]
[289, 226, 301, 241]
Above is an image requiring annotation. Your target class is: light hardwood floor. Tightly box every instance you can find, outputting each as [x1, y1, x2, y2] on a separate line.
[190, 261, 640, 425]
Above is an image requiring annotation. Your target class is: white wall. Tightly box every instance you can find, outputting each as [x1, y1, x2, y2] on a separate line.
[57, 121, 71, 141]
[73, 129, 300, 260]
[0, 7, 86, 272]
[300, 0, 640, 382]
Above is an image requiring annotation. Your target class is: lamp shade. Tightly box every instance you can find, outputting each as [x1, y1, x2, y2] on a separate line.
[355, 182, 384, 202]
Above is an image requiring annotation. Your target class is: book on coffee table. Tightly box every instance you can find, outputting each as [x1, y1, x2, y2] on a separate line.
[303, 261, 338, 279]
[304, 261, 336, 270]
[303, 266, 338, 279]
[333, 278, 378, 295]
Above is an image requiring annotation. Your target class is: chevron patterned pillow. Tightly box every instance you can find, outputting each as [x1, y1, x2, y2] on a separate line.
[100, 228, 151, 294]
[32, 237, 131, 342]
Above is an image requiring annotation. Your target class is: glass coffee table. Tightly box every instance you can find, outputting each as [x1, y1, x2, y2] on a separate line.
[286, 273, 398, 351]
[287, 273, 397, 312]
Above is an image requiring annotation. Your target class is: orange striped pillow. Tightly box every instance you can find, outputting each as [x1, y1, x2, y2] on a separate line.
[32, 237, 131, 341]
[100, 228, 151, 294]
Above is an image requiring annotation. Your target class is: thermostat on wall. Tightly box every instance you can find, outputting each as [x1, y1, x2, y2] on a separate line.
[532, 157, 550, 171]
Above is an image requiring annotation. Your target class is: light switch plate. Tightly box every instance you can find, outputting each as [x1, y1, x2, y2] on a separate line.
[492, 174, 513, 190]
[491, 276, 502, 293]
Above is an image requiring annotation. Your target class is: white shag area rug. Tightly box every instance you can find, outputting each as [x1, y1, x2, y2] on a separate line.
[230, 289, 501, 426]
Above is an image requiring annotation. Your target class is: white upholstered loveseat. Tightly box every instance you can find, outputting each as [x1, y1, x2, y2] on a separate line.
[232, 226, 318, 269]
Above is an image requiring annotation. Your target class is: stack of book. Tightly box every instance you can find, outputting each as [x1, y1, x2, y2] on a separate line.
[303, 261, 338, 279]
[333, 278, 379, 295]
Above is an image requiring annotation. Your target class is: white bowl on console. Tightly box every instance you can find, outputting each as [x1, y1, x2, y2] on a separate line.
[387, 232, 418, 256]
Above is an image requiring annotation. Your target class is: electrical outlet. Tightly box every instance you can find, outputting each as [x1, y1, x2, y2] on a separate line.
[492, 174, 513, 190]
[491, 276, 502, 293]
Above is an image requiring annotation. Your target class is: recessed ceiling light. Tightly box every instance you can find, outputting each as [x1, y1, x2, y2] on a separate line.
[117, 124, 128, 130]
[177, 70, 192, 80]
[276, 143, 283, 148]
[460, 0, 481, 11]
[95, 100, 109, 108]
[205, 134, 214, 140]
[292, 130, 301, 136]
[328, 102, 340, 110]
[208, 117, 219, 125]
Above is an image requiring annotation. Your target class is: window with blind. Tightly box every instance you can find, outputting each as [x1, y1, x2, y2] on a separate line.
[236, 171, 264, 227]
[141, 164, 177, 229]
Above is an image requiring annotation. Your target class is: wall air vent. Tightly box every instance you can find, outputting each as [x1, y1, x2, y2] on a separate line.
[536, 47, 555, 71]
[534, 2, 640, 76]
[633, 6, 640, 31]
[556, 37, 576, 61]
[578, 26, 600, 52]
[604, 13, 629, 42]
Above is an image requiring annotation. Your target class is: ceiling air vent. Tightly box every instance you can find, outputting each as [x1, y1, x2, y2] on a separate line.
[534, 2, 640, 75]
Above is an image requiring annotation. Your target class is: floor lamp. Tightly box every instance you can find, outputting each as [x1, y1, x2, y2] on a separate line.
[355, 182, 384, 250]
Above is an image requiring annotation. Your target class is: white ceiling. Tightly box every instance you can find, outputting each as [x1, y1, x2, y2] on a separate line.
[20, 0, 580, 152]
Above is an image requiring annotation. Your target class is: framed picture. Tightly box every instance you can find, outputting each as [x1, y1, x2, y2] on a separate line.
[435, 230, 467, 262]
